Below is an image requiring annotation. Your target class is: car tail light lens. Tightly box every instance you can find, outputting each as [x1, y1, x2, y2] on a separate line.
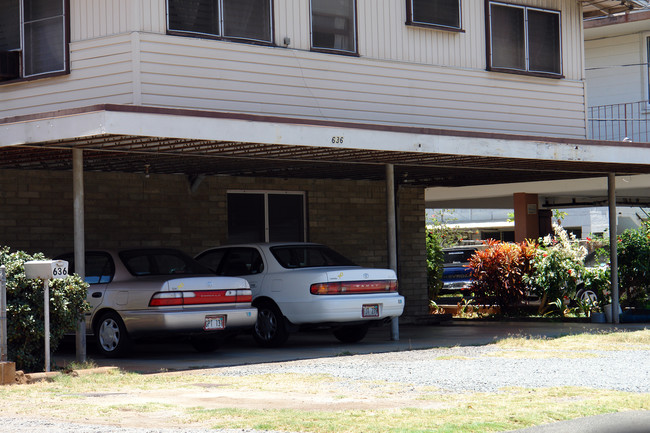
[149, 289, 253, 306]
[310, 280, 398, 295]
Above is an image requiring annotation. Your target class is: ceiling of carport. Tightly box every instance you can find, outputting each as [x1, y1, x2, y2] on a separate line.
[2, 133, 650, 188]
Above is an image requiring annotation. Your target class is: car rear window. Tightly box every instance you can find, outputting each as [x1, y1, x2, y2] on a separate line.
[270, 245, 357, 269]
[119, 249, 212, 276]
[442, 247, 484, 267]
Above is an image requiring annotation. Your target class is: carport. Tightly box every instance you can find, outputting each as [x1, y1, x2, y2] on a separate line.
[2, 104, 650, 359]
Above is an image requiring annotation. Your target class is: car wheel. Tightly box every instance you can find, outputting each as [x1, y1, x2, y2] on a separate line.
[253, 302, 289, 348]
[333, 323, 370, 343]
[190, 336, 222, 353]
[577, 288, 599, 304]
[95, 311, 131, 358]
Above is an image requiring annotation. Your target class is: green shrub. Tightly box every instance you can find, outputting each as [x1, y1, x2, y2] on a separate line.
[468, 240, 536, 315]
[617, 222, 650, 307]
[426, 229, 444, 300]
[0, 246, 89, 373]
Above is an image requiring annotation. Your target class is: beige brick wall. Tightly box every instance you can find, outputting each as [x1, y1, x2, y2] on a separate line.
[0, 169, 428, 317]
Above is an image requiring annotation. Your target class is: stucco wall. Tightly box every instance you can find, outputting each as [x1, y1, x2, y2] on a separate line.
[0, 169, 427, 317]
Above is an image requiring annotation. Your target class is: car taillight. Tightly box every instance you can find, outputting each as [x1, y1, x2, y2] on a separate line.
[149, 289, 252, 306]
[310, 280, 398, 295]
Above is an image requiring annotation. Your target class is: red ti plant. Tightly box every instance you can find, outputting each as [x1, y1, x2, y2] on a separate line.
[469, 240, 536, 315]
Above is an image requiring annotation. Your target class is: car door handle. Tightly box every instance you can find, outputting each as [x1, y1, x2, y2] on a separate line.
[91, 292, 102, 298]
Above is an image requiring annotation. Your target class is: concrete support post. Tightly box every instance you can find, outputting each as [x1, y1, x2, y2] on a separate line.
[73, 149, 87, 363]
[0, 265, 7, 362]
[513, 193, 540, 242]
[386, 164, 399, 341]
[608, 174, 620, 324]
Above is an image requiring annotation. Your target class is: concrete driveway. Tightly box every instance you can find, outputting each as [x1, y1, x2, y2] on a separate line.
[54, 320, 647, 373]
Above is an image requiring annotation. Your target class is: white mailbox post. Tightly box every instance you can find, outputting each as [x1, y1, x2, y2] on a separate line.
[24, 260, 68, 372]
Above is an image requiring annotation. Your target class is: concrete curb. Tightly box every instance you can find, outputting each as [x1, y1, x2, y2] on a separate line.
[12, 366, 119, 385]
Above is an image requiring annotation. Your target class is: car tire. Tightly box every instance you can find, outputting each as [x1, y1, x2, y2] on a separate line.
[333, 323, 370, 343]
[190, 336, 222, 353]
[253, 301, 290, 348]
[95, 311, 132, 358]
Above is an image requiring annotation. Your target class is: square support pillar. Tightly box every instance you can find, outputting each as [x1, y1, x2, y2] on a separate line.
[514, 193, 539, 243]
[0, 362, 15, 385]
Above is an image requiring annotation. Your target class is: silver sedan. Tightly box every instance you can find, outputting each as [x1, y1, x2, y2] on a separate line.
[56, 248, 257, 357]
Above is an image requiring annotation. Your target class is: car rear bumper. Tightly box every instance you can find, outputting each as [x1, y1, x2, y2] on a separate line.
[282, 294, 405, 324]
[117, 307, 258, 337]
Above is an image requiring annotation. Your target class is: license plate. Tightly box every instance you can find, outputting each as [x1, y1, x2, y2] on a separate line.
[362, 304, 379, 317]
[204, 315, 226, 331]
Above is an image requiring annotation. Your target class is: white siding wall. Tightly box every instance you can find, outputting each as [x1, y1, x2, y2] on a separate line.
[585, 33, 647, 107]
[1, 0, 587, 138]
[0, 34, 134, 117]
[138, 32, 585, 137]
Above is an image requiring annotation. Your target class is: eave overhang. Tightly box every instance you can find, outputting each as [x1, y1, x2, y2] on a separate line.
[2, 105, 650, 188]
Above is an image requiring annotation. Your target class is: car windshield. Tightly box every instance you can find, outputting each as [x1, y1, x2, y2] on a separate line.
[270, 245, 357, 269]
[119, 249, 213, 276]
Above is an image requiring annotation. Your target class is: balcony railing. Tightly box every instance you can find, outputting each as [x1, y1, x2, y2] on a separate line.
[588, 101, 650, 143]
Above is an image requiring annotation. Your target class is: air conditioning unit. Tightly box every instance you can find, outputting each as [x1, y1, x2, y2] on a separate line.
[0, 51, 20, 80]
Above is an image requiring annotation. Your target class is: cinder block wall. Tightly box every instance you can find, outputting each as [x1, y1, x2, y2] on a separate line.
[0, 169, 427, 317]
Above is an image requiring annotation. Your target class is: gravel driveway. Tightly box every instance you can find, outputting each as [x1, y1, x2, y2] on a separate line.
[2, 338, 649, 433]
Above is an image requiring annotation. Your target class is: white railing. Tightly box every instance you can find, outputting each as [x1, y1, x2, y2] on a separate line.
[588, 101, 650, 143]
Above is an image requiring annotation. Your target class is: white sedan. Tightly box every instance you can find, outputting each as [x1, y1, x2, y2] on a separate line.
[195, 243, 405, 347]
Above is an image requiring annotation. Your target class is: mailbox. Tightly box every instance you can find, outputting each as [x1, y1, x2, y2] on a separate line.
[24, 260, 68, 280]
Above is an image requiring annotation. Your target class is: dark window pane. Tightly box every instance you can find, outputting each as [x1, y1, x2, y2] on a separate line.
[0, 0, 20, 51]
[528, 9, 561, 74]
[168, 0, 220, 36]
[311, 0, 356, 52]
[490, 4, 525, 70]
[228, 193, 265, 243]
[223, 0, 271, 42]
[24, 16, 65, 76]
[269, 194, 304, 242]
[411, 0, 460, 29]
[23, 0, 62, 22]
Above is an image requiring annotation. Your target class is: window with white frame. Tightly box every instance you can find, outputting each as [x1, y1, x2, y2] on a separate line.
[227, 191, 306, 243]
[0, 0, 69, 82]
[407, 0, 461, 31]
[310, 0, 357, 54]
[167, 0, 273, 44]
[487, 1, 561, 77]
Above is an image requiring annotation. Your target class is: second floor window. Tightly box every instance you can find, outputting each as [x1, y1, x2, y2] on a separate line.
[487, 1, 561, 77]
[167, 0, 273, 44]
[310, 0, 357, 54]
[407, 0, 461, 30]
[0, 0, 69, 82]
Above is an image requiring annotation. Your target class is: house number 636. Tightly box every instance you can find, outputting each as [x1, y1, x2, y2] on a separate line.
[331, 136, 344, 144]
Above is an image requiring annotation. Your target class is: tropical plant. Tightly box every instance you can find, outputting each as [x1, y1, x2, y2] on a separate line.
[526, 224, 587, 315]
[617, 221, 650, 307]
[468, 240, 536, 315]
[0, 246, 89, 373]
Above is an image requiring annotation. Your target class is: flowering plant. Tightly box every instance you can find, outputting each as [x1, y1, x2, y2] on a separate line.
[525, 224, 587, 315]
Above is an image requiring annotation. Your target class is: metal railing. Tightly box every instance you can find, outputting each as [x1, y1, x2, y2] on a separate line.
[588, 100, 650, 143]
